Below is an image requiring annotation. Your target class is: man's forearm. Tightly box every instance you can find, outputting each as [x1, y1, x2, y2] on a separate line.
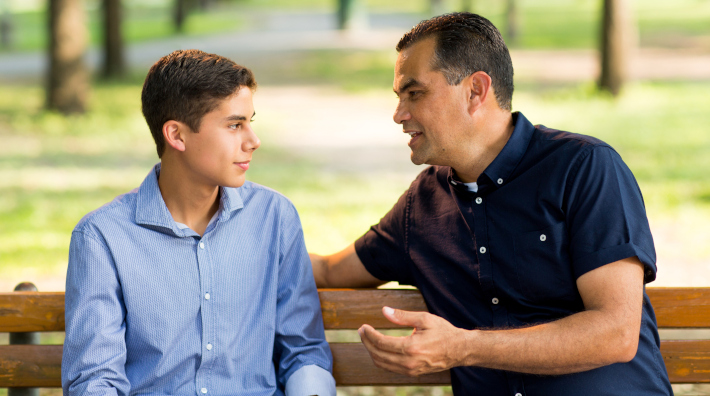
[458, 309, 639, 375]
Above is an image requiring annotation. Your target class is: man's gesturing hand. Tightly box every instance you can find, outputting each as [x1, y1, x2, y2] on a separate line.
[357, 306, 468, 376]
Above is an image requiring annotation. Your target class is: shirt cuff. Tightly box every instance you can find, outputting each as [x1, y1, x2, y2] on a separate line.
[284, 364, 336, 396]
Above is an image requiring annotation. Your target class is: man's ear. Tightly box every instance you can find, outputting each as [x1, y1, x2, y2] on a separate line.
[466, 71, 493, 116]
[162, 120, 187, 152]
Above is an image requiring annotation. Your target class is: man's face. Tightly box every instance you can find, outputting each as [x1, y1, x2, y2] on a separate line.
[393, 37, 471, 166]
[181, 86, 260, 188]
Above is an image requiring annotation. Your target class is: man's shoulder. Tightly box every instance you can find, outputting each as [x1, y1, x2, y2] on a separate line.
[72, 188, 139, 238]
[533, 124, 611, 150]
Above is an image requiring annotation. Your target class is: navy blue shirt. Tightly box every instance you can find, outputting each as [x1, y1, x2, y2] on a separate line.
[355, 113, 672, 395]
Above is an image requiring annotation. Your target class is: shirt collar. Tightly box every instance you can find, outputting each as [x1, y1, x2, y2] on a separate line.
[448, 112, 535, 191]
[135, 163, 244, 236]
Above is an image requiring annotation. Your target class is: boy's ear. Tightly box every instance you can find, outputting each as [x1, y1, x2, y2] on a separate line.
[162, 120, 187, 152]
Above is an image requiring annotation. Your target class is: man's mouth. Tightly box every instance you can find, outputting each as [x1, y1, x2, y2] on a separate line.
[405, 131, 422, 146]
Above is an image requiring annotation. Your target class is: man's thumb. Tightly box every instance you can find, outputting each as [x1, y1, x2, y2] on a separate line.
[382, 306, 421, 327]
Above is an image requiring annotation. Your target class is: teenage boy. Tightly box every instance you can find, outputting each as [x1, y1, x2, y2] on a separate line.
[62, 50, 335, 396]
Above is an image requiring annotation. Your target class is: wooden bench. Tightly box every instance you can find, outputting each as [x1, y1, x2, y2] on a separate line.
[1, 287, 710, 389]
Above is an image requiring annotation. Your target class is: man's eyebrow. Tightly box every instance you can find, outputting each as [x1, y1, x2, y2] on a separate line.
[394, 78, 422, 96]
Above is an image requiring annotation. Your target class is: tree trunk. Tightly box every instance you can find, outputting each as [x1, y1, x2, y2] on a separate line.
[0, 0, 13, 49]
[101, 0, 124, 79]
[506, 0, 519, 46]
[599, 0, 632, 96]
[174, 0, 188, 32]
[336, 0, 367, 31]
[47, 0, 89, 114]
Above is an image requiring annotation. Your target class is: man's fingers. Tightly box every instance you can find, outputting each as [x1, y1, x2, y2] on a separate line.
[382, 306, 426, 328]
[359, 324, 407, 354]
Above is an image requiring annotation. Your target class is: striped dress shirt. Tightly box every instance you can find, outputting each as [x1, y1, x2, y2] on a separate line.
[62, 164, 334, 396]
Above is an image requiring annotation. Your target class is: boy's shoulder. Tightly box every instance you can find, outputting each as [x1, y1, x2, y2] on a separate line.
[72, 188, 139, 239]
[234, 180, 298, 214]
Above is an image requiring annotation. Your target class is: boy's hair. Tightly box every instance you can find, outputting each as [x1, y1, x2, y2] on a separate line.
[397, 12, 514, 111]
[141, 49, 257, 157]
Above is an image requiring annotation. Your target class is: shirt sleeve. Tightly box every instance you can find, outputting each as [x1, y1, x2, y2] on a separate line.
[62, 229, 130, 396]
[285, 364, 336, 396]
[273, 202, 334, 391]
[354, 185, 417, 286]
[565, 145, 657, 283]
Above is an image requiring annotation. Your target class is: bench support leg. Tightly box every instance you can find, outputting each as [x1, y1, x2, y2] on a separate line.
[9, 282, 40, 396]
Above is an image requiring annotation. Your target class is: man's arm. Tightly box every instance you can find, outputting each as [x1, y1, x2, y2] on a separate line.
[310, 243, 385, 288]
[358, 256, 644, 376]
[62, 230, 130, 395]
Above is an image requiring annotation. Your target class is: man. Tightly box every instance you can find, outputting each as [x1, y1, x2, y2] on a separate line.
[310, 13, 672, 395]
[62, 50, 335, 396]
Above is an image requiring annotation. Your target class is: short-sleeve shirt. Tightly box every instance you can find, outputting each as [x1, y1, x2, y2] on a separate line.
[355, 112, 672, 395]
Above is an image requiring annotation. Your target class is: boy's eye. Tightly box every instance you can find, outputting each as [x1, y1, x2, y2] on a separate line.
[229, 123, 240, 129]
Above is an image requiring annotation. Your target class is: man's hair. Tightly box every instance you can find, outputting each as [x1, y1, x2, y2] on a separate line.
[141, 49, 257, 157]
[396, 12, 514, 111]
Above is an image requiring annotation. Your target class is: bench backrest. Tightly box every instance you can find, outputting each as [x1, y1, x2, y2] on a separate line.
[1, 288, 710, 387]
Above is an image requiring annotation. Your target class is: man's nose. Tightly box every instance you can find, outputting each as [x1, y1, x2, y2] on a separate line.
[393, 102, 411, 125]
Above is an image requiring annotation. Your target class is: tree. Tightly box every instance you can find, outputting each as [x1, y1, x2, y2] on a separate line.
[0, 0, 13, 49]
[337, 0, 367, 31]
[599, 0, 634, 96]
[47, 0, 89, 114]
[101, 0, 125, 78]
[505, 0, 519, 46]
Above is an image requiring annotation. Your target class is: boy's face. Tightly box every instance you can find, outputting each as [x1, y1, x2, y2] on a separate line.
[180, 86, 260, 189]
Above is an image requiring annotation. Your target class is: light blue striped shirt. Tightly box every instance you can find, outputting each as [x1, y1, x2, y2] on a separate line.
[62, 164, 335, 396]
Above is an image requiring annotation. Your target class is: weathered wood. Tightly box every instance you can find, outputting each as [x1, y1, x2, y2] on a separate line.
[332, 343, 451, 385]
[2, 340, 709, 386]
[647, 288, 710, 328]
[0, 292, 65, 332]
[319, 288, 427, 330]
[2, 288, 710, 387]
[0, 345, 62, 387]
[3, 288, 710, 332]
[661, 340, 710, 383]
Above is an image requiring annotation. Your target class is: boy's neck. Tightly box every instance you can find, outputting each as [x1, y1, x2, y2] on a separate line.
[157, 158, 220, 237]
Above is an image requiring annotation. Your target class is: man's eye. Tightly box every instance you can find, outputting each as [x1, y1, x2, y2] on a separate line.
[409, 91, 420, 98]
[229, 124, 240, 129]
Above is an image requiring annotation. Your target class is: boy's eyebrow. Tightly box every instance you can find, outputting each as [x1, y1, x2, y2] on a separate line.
[225, 112, 256, 122]
[393, 78, 422, 97]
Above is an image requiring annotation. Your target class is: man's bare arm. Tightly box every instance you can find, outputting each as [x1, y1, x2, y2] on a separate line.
[358, 256, 645, 376]
[310, 244, 385, 288]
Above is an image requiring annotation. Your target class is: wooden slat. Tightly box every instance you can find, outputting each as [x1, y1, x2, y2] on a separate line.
[3, 341, 710, 386]
[2, 288, 709, 332]
[319, 289, 428, 330]
[648, 288, 710, 328]
[332, 343, 451, 385]
[0, 345, 62, 387]
[662, 340, 710, 383]
[0, 292, 65, 332]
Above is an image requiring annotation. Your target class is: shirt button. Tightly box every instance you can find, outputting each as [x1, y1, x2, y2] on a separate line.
[479, 246, 487, 254]
[497, 178, 504, 185]
[515, 393, 522, 396]
[199, 242, 205, 249]
[540, 234, 547, 242]
[475, 197, 483, 204]
[492, 297, 499, 305]
[201, 388, 208, 394]
[450, 180, 457, 185]
[205, 293, 210, 300]
[206, 343, 213, 351]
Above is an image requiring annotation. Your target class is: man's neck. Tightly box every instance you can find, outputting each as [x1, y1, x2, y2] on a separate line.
[452, 110, 515, 183]
[158, 158, 220, 237]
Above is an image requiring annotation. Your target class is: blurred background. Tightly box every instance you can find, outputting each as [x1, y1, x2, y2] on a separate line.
[0, 0, 709, 394]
